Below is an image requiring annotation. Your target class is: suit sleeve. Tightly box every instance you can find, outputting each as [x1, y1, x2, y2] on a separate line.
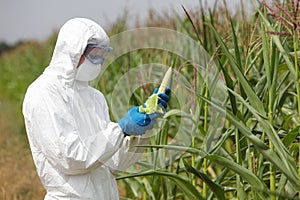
[97, 93, 150, 173]
[104, 135, 150, 173]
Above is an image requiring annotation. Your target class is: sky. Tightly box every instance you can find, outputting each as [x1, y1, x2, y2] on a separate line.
[0, 0, 254, 45]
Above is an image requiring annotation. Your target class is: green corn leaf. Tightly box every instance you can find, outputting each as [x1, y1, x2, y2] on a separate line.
[207, 155, 269, 199]
[183, 160, 226, 200]
[257, 6, 296, 79]
[198, 95, 300, 190]
[210, 24, 267, 117]
[218, 60, 238, 115]
[230, 19, 247, 100]
[135, 144, 207, 157]
[225, 87, 299, 186]
[142, 177, 155, 199]
[117, 170, 205, 200]
[163, 109, 182, 118]
[282, 127, 300, 147]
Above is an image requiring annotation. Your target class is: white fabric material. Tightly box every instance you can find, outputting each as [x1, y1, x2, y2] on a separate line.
[75, 58, 102, 81]
[22, 18, 146, 200]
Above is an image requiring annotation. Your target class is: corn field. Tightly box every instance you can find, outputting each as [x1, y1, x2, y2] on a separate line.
[0, 1, 300, 199]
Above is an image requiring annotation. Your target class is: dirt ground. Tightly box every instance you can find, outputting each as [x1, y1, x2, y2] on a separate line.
[0, 108, 46, 200]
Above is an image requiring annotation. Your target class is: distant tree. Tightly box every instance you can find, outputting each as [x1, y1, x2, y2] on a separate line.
[0, 42, 11, 55]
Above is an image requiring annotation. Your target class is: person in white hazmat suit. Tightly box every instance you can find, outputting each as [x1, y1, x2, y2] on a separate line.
[22, 18, 170, 199]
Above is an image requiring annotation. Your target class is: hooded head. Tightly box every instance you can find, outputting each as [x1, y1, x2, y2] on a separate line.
[45, 18, 110, 86]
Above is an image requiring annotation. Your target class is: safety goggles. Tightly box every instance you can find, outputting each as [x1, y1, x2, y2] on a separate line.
[84, 44, 113, 65]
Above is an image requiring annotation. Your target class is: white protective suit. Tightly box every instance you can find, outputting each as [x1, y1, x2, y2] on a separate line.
[22, 18, 147, 200]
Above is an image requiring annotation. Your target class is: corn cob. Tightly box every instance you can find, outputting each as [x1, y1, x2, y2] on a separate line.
[139, 67, 172, 114]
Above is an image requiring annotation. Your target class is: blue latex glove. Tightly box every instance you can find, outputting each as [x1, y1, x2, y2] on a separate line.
[154, 87, 171, 111]
[118, 106, 160, 136]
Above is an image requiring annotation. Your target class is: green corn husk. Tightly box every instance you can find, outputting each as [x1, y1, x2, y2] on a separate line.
[139, 67, 172, 114]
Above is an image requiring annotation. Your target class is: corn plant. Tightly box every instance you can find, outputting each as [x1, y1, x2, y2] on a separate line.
[97, 1, 300, 199]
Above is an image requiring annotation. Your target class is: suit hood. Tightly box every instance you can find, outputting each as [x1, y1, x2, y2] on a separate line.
[44, 18, 110, 86]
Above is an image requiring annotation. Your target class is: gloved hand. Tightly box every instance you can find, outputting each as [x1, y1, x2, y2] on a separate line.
[118, 106, 160, 136]
[118, 87, 171, 136]
[155, 87, 171, 111]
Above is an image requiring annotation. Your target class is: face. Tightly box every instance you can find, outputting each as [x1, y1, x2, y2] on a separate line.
[85, 47, 107, 61]
[84, 44, 112, 65]
[77, 44, 112, 68]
